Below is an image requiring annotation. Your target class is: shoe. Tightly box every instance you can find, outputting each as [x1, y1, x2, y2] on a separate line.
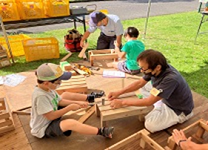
[91, 91, 105, 98]
[101, 127, 114, 138]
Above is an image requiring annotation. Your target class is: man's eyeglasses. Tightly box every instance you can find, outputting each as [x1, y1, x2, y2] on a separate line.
[140, 67, 149, 72]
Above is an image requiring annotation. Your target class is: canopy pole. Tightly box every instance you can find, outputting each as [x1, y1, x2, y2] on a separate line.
[143, 0, 152, 39]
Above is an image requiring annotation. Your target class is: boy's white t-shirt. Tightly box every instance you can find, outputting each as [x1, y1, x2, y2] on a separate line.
[30, 87, 61, 138]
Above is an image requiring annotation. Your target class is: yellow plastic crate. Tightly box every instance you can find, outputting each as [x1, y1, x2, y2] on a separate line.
[16, 0, 45, 20]
[22, 37, 60, 62]
[43, 0, 70, 17]
[0, 34, 30, 57]
[0, 0, 20, 22]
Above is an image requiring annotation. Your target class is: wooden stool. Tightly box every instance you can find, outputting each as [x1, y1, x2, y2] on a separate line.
[56, 75, 88, 94]
[106, 129, 169, 150]
[0, 97, 15, 134]
[88, 49, 118, 66]
[167, 119, 208, 150]
[95, 96, 151, 127]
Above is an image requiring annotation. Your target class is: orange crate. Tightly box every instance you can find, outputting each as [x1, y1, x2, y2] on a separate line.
[0, 0, 20, 22]
[16, 0, 45, 20]
[43, 0, 70, 17]
[22, 37, 60, 62]
[0, 34, 30, 57]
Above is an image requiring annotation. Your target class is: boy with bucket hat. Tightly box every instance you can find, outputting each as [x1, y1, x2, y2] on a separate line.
[30, 63, 114, 138]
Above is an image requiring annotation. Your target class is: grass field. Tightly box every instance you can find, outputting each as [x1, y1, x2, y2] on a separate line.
[1, 11, 208, 97]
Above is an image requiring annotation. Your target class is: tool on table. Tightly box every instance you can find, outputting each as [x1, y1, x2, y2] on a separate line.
[102, 98, 105, 106]
[88, 98, 106, 106]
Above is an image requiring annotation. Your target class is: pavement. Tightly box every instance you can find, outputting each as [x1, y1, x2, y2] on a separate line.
[3, 0, 199, 33]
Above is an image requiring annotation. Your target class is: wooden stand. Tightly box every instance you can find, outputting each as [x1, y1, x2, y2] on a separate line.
[106, 129, 166, 150]
[0, 45, 11, 68]
[0, 97, 15, 134]
[56, 75, 88, 94]
[88, 49, 118, 66]
[95, 96, 151, 127]
[167, 119, 208, 150]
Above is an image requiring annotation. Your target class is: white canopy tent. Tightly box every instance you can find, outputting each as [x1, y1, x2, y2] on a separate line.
[143, 0, 152, 39]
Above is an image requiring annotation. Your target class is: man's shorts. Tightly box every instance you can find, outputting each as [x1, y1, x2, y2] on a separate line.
[45, 118, 72, 138]
[118, 61, 140, 75]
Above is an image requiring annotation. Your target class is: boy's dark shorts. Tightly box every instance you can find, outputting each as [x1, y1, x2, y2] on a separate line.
[45, 118, 72, 138]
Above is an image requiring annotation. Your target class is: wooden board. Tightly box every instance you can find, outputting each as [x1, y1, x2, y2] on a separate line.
[88, 49, 118, 66]
[95, 96, 151, 127]
[56, 75, 88, 94]
[106, 129, 165, 150]
[3, 71, 36, 111]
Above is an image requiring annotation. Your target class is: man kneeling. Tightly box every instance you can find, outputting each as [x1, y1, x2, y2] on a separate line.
[108, 49, 194, 133]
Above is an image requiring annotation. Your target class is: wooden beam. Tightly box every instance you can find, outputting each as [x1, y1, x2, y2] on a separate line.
[78, 105, 95, 123]
[12, 111, 30, 115]
[78, 43, 89, 58]
[60, 52, 72, 62]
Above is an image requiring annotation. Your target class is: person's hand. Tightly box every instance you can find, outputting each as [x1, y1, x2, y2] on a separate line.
[80, 40, 85, 48]
[172, 129, 188, 145]
[206, 121, 208, 125]
[76, 101, 89, 108]
[68, 104, 81, 111]
[108, 91, 120, 101]
[114, 40, 119, 48]
[110, 99, 123, 109]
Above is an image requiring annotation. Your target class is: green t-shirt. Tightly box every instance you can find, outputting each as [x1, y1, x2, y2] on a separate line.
[121, 40, 145, 70]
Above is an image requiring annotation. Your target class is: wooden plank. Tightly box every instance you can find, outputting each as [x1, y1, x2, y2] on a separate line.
[0, 125, 14, 134]
[140, 130, 164, 150]
[106, 129, 165, 150]
[91, 54, 118, 60]
[0, 119, 12, 127]
[78, 42, 89, 58]
[105, 131, 141, 150]
[78, 105, 95, 123]
[56, 75, 87, 94]
[12, 111, 31, 115]
[60, 52, 72, 62]
[89, 49, 114, 54]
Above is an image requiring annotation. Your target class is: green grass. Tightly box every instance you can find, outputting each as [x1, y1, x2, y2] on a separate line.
[1, 11, 208, 98]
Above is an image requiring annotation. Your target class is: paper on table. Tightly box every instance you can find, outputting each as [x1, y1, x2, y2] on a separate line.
[103, 70, 125, 78]
[0, 76, 3, 85]
[3, 74, 26, 87]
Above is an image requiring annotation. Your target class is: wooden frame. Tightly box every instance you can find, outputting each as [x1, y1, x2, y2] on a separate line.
[0, 45, 11, 68]
[95, 97, 151, 127]
[88, 49, 118, 66]
[167, 119, 208, 150]
[106, 129, 166, 150]
[0, 97, 15, 134]
[56, 75, 87, 94]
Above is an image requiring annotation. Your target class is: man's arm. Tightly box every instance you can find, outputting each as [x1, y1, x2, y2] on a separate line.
[80, 31, 91, 47]
[114, 43, 125, 58]
[120, 78, 147, 95]
[108, 78, 148, 100]
[122, 94, 161, 106]
[116, 35, 122, 48]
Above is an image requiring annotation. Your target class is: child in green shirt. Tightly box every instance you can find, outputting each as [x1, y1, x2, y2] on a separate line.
[113, 27, 145, 75]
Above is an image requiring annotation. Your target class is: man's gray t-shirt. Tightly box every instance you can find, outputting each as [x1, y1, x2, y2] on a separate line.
[88, 14, 123, 36]
[30, 87, 61, 138]
[143, 64, 194, 116]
